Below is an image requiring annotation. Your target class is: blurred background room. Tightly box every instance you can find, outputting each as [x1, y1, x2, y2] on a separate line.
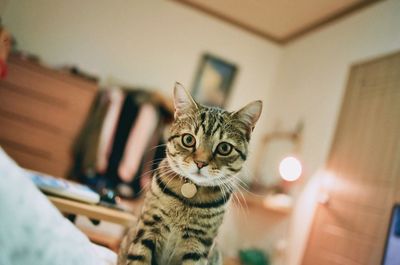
[0, 0, 400, 265]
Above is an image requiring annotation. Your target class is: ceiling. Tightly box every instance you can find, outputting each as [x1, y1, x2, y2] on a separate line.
[173, 0, 381, 44]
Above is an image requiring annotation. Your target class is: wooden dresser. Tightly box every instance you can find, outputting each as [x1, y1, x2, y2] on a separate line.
[0, 55, 98, 177]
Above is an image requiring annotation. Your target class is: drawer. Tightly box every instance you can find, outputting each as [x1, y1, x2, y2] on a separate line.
[7, 58, 97, 111]
[2, 143, 70, 177]
[0, 82, 87, 138]
[0, 115, 74, 163]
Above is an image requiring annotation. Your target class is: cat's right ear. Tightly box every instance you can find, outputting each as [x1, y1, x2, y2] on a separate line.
[173, 82, 198, 117]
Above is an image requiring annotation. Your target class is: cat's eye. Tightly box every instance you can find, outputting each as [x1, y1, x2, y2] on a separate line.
[182, 133, 196, 147]
[216, 142, 233, 156]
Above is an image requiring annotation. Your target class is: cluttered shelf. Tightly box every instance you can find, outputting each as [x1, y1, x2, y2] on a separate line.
[48, 195, 138, 227]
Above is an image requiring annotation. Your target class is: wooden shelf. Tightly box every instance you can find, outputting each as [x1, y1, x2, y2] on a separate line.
[48, 195, 137, 227]
[235, 192, 292, 215]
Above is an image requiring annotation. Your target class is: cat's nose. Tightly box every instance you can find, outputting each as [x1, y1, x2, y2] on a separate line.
[194, 160, 208, 169]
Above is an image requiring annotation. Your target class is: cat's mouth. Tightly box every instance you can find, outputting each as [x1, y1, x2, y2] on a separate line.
[192, 171, 204, 177]
[166, 155, 217, 186]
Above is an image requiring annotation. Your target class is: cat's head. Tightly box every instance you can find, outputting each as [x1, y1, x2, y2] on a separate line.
[166, 82, 262, 187]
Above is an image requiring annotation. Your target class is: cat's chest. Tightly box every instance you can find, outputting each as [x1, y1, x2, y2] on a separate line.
[159, 196, 225, 228]
[146, 177, 228, 264]
[160, 203, 210, 234]
[154, 198, 225, 264]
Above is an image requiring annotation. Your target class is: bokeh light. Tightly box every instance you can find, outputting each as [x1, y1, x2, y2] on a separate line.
[279, 156, 302, 181]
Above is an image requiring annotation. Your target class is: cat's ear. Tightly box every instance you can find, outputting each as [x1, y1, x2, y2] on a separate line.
[173, 82, 198, 117]
[233, 100, 263, 130]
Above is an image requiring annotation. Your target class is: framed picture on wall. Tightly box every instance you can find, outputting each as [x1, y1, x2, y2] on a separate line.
[191, 54, 238, 107]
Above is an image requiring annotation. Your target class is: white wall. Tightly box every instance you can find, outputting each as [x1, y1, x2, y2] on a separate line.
[269, 1, 400, 265]
[3, 0, 280, 117]
[3, 0, 400, 264]
[0, 0, 10, 16]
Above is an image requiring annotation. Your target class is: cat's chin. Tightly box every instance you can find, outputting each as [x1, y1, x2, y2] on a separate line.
[174, 167, 217, 187]
[185, 173, 217, 187]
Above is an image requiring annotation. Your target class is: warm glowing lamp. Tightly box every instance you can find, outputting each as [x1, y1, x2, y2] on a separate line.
[279, 156, 302, 181]
[251, 122, 303, 190]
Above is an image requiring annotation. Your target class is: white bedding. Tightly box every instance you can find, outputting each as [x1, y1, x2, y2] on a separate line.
[0, 147, 117, 265]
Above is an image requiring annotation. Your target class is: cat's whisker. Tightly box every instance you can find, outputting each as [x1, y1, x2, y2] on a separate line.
[218, 180, 229, 203]
[234, 183, 250, 218]
[229, 172, 263, 198]
[219, 182, 231, 201]
[231, 174, 249, 188]
[145, 158, 168, 169]
[222, 175, 249, 218]
[229, 176, 250, 193]
[136, 166, 170, 179]
[222, 180, 248, 221]
[130, 166, 177, 196]
[163, 172, 179, 189]
[216, 176, 232, 203]
[144, 158, 166, 167]
[231, 190, 245, 217]
[147, 143, 167, 152]
[137, 180, 152, 195]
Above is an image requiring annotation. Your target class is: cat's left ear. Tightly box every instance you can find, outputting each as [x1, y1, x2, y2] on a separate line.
[173, 82, 198, 117]
[233, 100, 263, 130]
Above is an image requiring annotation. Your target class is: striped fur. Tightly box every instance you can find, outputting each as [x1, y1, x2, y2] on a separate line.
[118, 83, 262, 265]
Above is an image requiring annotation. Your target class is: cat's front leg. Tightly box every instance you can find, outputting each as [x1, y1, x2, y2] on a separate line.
[123, 227, 156, 265]
[181, 254, 208, 265]
[180, 234, 211, 265]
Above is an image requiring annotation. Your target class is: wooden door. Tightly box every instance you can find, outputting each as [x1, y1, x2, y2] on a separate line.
[302, 51, 400, 265]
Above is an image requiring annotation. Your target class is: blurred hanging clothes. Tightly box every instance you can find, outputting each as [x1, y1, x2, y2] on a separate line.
[96, 88, 124, 174]
[118, 103, 159, 182]
[71, 87, 172, 199]
[103, 92, 141, 194]
[72, 92, 111, 179]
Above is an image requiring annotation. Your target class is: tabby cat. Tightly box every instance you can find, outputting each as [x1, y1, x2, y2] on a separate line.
[118, 83, 262, 265]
